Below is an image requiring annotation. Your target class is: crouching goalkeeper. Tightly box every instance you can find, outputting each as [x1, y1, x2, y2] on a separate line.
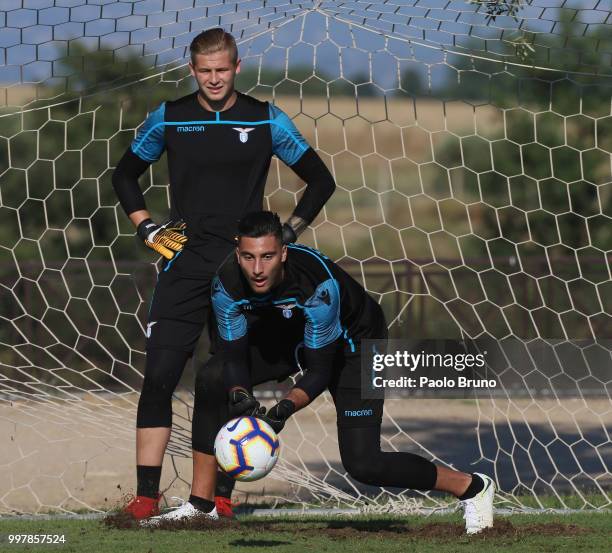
[148, 211, 495, 533]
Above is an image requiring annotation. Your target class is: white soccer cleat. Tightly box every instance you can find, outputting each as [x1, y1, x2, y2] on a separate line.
[461, 473, 495, 534]
[141, 498, 218, 527]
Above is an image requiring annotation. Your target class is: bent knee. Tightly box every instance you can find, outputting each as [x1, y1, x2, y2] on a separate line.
[342, 457, 383, 485]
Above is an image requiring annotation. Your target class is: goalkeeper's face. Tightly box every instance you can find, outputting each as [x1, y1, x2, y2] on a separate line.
[189, 49, 241, 107]
[236, 234, 287, 294]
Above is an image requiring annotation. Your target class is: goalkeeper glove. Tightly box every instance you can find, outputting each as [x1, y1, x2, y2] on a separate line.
[256, 399, 296, 434]
[228, 388, 261, 418]
[137, 218, 187, 260]
[281, 223, 297, 244]
[282, 216, 308, 244]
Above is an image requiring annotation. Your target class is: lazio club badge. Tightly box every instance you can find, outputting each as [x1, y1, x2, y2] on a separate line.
[233, 127, 255, 143]
[277, 303, 295, 319]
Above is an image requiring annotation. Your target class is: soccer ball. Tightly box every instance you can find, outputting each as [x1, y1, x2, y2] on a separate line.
[214, 416, 280, 482]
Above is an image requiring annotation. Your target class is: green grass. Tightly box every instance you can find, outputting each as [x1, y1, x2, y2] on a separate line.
[0, 512, 610, 553]
[505, 492, 611, 510]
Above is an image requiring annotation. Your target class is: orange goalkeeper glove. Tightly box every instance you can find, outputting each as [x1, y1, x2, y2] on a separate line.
[136, 218, 187, 260]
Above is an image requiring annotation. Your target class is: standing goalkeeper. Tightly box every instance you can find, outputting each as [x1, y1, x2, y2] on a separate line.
[111, 28, 335, 519]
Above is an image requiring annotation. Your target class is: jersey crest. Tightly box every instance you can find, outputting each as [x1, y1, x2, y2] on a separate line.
[233, 127, 255, 143]
[276, 303, 296, 319]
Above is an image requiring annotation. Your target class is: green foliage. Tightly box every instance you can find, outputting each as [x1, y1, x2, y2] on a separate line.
[432, 9, 611, 339]
[469, 0, 535, 61]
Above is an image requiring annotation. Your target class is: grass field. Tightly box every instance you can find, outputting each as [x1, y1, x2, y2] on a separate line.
[1, 512, 610, 553]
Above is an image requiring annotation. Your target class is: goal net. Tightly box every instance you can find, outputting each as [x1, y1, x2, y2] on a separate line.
[0, 0, 610, 515]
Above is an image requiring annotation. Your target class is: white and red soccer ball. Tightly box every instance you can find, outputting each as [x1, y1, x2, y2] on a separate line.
[214, 416, 280, 481]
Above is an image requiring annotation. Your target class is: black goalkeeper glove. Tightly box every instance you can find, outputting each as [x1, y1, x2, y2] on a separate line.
[137, 218, 187, 260]
[228, 388, 261, 418]
[281, 223, 297, 244]
[256, 399, 296, 434]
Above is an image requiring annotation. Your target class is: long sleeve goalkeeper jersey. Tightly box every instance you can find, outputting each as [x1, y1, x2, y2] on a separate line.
[211, 244, 387, 396]
[128, 91, 330, 245]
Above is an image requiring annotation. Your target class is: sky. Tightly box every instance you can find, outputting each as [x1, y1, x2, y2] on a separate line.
[0, 0, 609, 91]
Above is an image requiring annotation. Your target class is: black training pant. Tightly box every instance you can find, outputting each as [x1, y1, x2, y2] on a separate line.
[137, 242, 232, 429]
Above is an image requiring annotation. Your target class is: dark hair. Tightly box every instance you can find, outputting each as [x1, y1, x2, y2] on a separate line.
[237, 211, 282, 241]
[190, 28, 238, 64]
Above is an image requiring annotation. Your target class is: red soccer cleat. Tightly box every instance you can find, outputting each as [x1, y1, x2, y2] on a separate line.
[123, 494, 161, 520]
[215, 496, 237, 518]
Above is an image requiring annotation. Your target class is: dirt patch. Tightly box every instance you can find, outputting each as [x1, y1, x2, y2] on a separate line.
[103, 514, 590, 540]
[254, 520, 408, 536]
[533, 523, 589, 536]
[102, 493, 240, 531]
[103, 510, 237, 531]
[411, 519, 589, 540]
[103, 511, 140, 530]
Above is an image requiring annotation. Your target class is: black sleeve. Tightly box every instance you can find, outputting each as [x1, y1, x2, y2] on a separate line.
[112, 148, 151, 216]
[293, 341, 338, 401]
[290, 148, 336, 224]
[219, 335, 252, 392]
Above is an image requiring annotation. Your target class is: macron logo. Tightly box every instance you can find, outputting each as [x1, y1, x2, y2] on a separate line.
[344, 409, 373, 417]
[176, 125, 206, 133]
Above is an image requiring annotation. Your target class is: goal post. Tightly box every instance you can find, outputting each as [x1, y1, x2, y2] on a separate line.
[0, 1, 610, 515]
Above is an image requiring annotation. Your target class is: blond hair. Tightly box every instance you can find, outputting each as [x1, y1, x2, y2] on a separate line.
[190, 28, 238, 64]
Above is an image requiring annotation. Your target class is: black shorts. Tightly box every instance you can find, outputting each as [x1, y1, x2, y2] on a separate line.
[147, 243, 232, 352]
[328, 350, 383, 428]
[333, 388, 383, 428]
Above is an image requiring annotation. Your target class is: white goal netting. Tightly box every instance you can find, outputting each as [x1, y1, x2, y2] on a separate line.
[0, 0, 610, 515]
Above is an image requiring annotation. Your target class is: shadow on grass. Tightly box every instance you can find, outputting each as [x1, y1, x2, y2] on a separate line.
[229, 539, 293, 547]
